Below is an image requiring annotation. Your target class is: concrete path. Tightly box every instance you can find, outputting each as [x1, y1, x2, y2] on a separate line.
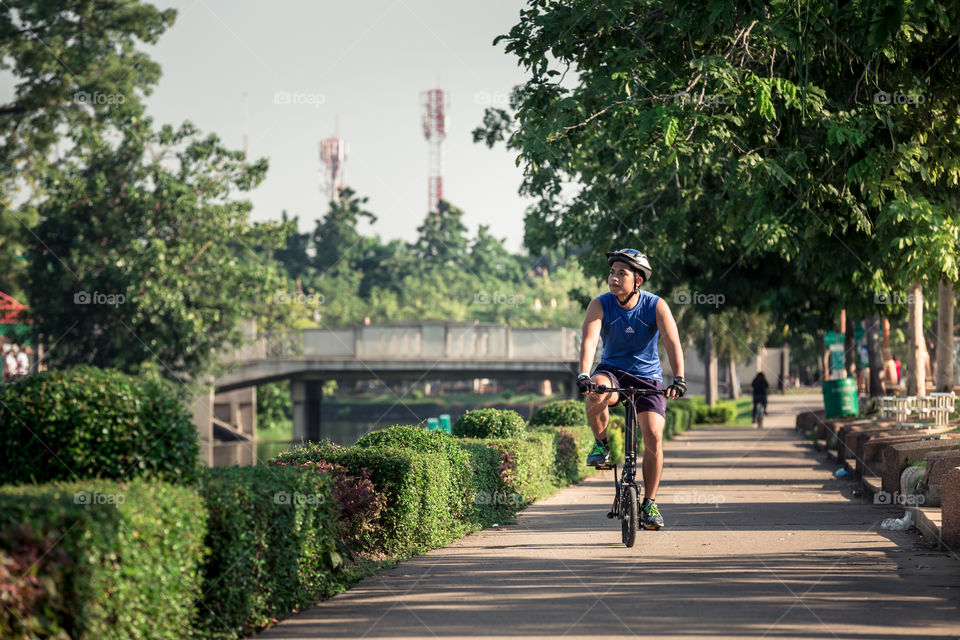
[255, 393, 960, 640]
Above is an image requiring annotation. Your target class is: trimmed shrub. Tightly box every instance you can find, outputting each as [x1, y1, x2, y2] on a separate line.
[529, 399, 586, 427]
[355, 424, 467, 464]
[0, 365, 199, 485]
[469, 432, 558, 508]
[693, 400, 738, 424]
[453, 408, 527, 439]
[276, 443, 469, 554]
[554, 429, 579, 483]
[458, 441, 515, 524]
[355, 424, 471, 532]
[672, 400, 696, 429]
[530, 422, 598, 484]
[665, 400, 698, 438]
[194, 465, 343, 640]
[0, 479, 206, 640]
[267, 459, 382, 550]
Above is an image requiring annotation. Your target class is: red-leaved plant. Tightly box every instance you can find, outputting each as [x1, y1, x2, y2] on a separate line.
[267, 460, 382, 550]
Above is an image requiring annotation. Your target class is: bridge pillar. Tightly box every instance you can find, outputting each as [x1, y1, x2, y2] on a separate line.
[292, 379, 323, 442]
[192, 385, 214, 466]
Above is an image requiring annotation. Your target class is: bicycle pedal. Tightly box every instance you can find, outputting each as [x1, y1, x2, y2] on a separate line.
[594, 464, 613, 470]
[606, 511, 615, 519]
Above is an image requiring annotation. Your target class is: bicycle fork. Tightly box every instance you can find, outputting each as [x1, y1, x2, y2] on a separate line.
[606, 464, 637, 520]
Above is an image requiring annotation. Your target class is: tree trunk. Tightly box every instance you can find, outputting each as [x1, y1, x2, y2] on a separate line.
[937, 278, 955, 392]
[844, 314, 856, 380]
[907, 280, 925, 396]
[728, 359, 740, 399]
[779, 346, 789, 392]
[866, 315, 884, 397]
[705, 316, 718, 406]
[819, 333, 830, 382]
[838, 309, 847, 378]
[927, 311, 939, 384]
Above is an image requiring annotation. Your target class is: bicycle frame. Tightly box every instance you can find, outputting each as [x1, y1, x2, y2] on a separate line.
[592, 386, 666, 522]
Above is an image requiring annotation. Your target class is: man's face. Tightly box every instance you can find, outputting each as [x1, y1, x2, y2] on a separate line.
[608, 261, 640, 296]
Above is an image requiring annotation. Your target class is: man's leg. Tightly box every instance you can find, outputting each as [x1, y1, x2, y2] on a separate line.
[638, 410, 665, 500]
[585, 372, 619, 441]
[584, 373, 619, 466]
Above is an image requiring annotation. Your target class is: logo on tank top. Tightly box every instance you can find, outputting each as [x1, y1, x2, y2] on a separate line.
[625, 326, 634, 334]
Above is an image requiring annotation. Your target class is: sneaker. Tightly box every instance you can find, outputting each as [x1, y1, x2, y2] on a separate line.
[641, 499, 664, 530]
[585, 440, 610, 466]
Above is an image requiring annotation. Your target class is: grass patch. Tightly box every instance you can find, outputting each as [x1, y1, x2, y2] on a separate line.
[258, 417, 293, 442]
[731, 397, 755, 426]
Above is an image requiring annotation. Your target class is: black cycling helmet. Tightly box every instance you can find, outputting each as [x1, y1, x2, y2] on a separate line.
[606, 248, 652, 281]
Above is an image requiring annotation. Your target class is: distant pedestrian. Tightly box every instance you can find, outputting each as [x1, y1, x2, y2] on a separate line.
[3, 346, 18, 383]
[15, 345, 29, 378]
[751, 372, 769, 427]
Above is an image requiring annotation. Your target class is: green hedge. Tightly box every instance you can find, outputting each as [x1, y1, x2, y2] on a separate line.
[458, 440, 516, 524]
[0, 479, 206, 640]
[683, 396, 738, 424]
[453, 408, 526, 439]
[266, 458, 382, 551]
[666, 400, 696, 437]
[529, 399, 586, 427]
[491, 431, 557, 503]
[275, 443, 470, 554]
[354, 424, 473, 542]
[525, 422, 595, 479]
[0, 365, 199, 485]
[194, 465, 343, 640]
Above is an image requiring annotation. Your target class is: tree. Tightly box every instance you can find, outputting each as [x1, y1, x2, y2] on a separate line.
[469, 224, 523, 282]
[415, 199, 469, 267]
[0, 1, 176, 294]
[476, 0, 960, 394]
[272, 210, 312, 282]
[312, 187, 376, 273]
[26, 121, 288, 379]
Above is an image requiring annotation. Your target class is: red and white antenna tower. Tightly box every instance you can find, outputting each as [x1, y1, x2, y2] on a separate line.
[319, 135, 347, 204]
[421, 88, 447, 213]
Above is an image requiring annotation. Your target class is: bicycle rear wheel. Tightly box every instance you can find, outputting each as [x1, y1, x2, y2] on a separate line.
[621, 484, 638, 547]
[753, 403, 764, 428]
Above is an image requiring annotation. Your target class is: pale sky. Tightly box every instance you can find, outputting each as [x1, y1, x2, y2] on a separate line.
[141, 0, 533, 251]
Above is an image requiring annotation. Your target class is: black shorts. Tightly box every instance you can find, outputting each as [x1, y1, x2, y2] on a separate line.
[593, 365, 667, 418]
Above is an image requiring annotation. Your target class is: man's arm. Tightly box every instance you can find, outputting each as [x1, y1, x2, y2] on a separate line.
[656, 298, 684, 380]
[579, 298, 603, 375]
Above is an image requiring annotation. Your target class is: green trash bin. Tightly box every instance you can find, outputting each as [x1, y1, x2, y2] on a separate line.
[439, 414, 452, 434]
[822, 378, 858, 418]
[427, 417, 440, 431]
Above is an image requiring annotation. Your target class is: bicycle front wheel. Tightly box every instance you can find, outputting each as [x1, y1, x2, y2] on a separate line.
[621, 484, 638, 547]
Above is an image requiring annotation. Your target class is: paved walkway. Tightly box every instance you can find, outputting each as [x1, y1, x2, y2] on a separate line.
[255, 393, 960, 640]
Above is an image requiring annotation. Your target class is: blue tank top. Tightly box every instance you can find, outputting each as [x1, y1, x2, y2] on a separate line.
[598, 291, 663, 380]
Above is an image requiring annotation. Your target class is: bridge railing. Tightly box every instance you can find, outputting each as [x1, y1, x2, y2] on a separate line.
[236, 323, 580, 361]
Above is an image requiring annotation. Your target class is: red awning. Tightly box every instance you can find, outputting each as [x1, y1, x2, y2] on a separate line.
[0, 291, 29, 324]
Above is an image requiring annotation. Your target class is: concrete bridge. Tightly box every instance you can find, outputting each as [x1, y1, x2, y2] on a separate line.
[216, 322, 582, 391]
[196, 322, 580, 461]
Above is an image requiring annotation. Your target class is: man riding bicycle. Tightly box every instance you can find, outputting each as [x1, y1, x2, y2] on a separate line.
[577, 248, 686, 530]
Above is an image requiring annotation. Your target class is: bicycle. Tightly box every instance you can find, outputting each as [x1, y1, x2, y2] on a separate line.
[590, 384, 667, 548]
[753, 400, 764, 429]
